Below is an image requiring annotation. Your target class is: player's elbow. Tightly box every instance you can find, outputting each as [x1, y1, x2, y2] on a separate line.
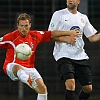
[88, 35, 97, 43]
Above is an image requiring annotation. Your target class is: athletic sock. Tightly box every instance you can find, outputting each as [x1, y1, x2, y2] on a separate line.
[37, 93, 47, 100]
[65, 89, 75, 100]
[17, 69, 28, 84]
[79, 90, 90, 100]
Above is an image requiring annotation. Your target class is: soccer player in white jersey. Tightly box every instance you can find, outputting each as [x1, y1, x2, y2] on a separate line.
[48, 0, 100, 100]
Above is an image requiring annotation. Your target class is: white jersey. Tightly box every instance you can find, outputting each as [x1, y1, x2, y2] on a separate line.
[48, 8, 97, 61]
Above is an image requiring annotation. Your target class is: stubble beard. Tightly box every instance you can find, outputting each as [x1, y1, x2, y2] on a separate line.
[67, 5, 76, 10]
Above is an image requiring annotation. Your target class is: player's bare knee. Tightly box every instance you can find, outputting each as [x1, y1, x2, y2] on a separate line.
[65, 79, 75, 91]
[12, 65, 23, 76]
[41, 85, 47, 93]
[12, 65, 18, 76]
[82, 85, 92, 93]
[38, 84, 47, 94]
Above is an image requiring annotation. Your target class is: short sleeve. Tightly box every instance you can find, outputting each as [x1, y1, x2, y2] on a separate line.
[83, 15, 97, 38]
[48, 11, 60, 30]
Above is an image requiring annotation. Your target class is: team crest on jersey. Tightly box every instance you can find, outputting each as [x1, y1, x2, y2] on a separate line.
[30, 42, 34, 49]
[81, 18, 84, 23]
[51, 23, 54, 27]
[0, 37, 3, 41]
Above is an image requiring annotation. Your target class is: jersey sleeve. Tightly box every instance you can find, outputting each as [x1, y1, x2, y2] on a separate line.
[83, 15, 97, 38]
[38, 31, 51, 43]
[0, 36, 8, 48]
[48, 11, 60, 30]
[0, 32, 13, 48]
[32, 31, 51, 44]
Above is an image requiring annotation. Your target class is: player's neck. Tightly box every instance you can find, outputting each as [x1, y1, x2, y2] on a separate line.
[20, 33, 27, 38]
[68, 8, 77, 14]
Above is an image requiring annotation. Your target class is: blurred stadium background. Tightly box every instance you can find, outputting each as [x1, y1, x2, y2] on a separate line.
[0, 0, 100, 100]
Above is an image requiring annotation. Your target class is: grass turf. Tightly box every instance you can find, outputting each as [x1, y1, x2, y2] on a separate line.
[0, 95, 100, 100]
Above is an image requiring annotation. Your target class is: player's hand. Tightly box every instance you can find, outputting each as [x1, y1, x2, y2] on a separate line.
[69, 29, 82, 37]
[65, 36, 76, 44]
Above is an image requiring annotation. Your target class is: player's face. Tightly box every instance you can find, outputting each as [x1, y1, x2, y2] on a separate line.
[17, 20, 31, 37]
[66, 0, 80, 10]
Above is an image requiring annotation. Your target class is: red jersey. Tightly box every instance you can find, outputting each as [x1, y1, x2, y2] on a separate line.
[0, 30, 51, 74]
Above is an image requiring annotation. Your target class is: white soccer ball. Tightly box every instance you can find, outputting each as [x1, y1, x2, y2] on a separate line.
[15, 43, 32, 60]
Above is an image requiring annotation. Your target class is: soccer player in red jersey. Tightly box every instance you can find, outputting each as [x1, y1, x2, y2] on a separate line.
[0, 13, 80, 100]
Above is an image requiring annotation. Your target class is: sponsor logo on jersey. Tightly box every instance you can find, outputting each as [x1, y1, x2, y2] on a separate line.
[70, 26, 80, 30]
[70, 26, 82, 34]
[0, 37, 3, 41]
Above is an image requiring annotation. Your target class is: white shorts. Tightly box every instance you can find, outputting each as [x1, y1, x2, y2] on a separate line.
[6, 63, 42, 81]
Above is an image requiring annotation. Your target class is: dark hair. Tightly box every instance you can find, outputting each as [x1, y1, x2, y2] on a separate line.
[17, 13, 31, 24]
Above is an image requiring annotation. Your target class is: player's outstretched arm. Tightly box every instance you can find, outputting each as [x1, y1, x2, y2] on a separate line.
[88, 33, 100, 42]
[51, 29, 81, 38]
[52, 36, 76, 44]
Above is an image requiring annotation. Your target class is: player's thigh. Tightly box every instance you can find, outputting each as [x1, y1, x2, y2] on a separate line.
[22, 67, 42, 81]
[57, 58, 75, 81]
[6, 63, 19, 81]
[76, 65, 92, 86]
[23, 68, 47, 93]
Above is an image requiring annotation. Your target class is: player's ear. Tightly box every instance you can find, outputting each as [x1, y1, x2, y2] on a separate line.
[66, 0, 67, 5]
[29, 23, 31, 27]
[17, 23, 19, 27]
[78, 0, 80, 4]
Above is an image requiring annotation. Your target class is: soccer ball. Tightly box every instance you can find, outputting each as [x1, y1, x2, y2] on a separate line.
[15, 43, 32, 60]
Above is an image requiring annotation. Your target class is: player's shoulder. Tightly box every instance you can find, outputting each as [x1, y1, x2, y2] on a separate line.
[30, 30, 46, 35]
[29, 30, 41, 37]
[1, 30, 19, 41]
[29, 30, 39, 34]
[4, 30, 18, 37]
[78, 11, 88, 18]
[29, 30, 47, 41]
[53, 8, 68, 15]
[7, 30, 19, 35]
